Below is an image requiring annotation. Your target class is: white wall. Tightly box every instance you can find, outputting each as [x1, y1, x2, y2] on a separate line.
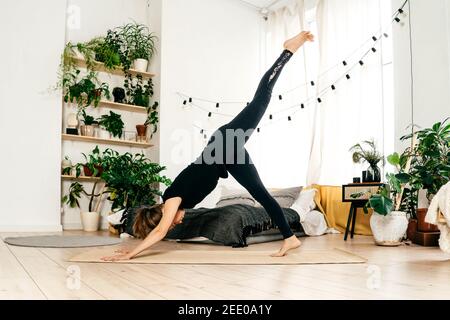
[0, 0, 67, 231]
[158, 0, 265, 208]
[393, 0, 450, 151]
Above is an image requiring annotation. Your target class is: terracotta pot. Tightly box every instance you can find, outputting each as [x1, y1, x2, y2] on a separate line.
[407, 219, 418, 242]
[136, 124, 148, 137]
[417, 208, 439, 232]
[83, 165, 103, 177]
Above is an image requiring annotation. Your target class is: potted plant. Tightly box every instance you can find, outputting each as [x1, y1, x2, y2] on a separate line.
[350, 139, 384, 182]
[401, 119, 450, 233]
[97, 111, 125, 139]
[119, 22, 156, 72]
[75, 146, 104, 177]
[355, 151, 412, 246]
[101, 149, 171, 211]
[63, 181, 106, 232]
[63, 147, 109, 232]
[79, 111, 98, 137]
[63, 70, 110, 109]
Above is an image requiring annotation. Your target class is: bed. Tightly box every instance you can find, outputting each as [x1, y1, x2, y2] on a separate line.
[116, 186, 330, 247]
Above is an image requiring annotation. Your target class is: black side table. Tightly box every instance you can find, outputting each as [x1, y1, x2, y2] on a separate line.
[342, 183, 383, 241]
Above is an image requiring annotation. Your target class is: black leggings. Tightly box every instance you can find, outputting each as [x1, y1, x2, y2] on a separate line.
[217, 50, 294, 239]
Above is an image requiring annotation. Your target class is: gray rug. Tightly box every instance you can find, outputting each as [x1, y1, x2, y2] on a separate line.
[3, 236, 121, 248]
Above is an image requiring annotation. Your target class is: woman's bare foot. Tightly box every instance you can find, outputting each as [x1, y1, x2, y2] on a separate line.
[284, 31, 314, 54]
[271, 236, 302, 257]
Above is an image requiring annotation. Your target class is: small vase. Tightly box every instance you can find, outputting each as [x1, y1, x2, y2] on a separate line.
[368, 165, 381, 183]
[133, 59, 149, 72]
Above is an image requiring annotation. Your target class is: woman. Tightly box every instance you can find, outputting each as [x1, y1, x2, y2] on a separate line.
[102, 31, 314, 261]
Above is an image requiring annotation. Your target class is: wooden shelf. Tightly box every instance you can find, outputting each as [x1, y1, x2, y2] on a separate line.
[73, 57, 155, 79]
[62, 175, 101, 182]
[98, 100, 147, 113]
[62, 134, 153, 148]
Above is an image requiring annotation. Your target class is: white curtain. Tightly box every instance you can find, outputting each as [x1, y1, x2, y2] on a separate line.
[249, 0, 315, 188]
[306, 0, 385, 185]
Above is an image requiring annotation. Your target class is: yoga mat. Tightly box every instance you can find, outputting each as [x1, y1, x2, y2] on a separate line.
[3, 236, 121, 248]
[69, 248, 367, 265]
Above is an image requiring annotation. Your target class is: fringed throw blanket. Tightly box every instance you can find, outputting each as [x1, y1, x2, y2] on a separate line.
[121, 204, 304, 247]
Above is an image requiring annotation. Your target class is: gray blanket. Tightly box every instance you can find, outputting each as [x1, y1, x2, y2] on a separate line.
[122, 204, 304, 247]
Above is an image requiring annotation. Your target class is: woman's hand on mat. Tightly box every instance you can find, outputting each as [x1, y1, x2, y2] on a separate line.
[114, 248, 131, 254]
[101, 253, 133, 262]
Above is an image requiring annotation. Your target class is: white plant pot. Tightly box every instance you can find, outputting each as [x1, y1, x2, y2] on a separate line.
[80, 212, 100, 232]
[97, 128, 111, 139]
[133, 58, 148, 72]
[370, 211, 409, 246]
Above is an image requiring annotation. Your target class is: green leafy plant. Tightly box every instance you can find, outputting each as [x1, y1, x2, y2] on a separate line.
[98, 111, 125, 138]
[352, 150, 413, 216]
[401, 119, 450, 200]
[124, 74, 155, 107]
[80, 111, 98, 126]
[74, 146, 103, 178]
[62, 181, 106, 212]
[92, 29, 132, 71]
[145, 101, 159, 138]
[64, 148, 171, 212]
[119, 22, 156, 61]
[63, 71, 110, 110]
[350, 139, 384, 167]
[101, 149, 171, 210]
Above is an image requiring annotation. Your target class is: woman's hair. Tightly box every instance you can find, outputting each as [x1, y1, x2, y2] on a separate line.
[132, 204, 164, 239]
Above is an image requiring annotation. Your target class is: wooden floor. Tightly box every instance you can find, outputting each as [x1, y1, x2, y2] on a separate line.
[1, 231, 449, 300]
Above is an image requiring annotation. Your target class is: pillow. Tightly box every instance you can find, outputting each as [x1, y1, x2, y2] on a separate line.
[290, 189, 318, 222]
[216, 186, 302, 209]
[252, 186, 303, 208]
[216, 186, 256, 207]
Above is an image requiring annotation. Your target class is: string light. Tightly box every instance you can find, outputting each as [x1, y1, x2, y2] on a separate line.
[183, 0, 409, 136]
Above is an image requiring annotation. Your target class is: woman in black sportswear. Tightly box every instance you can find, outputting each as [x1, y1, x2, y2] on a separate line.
[102, 31, 314, 261]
